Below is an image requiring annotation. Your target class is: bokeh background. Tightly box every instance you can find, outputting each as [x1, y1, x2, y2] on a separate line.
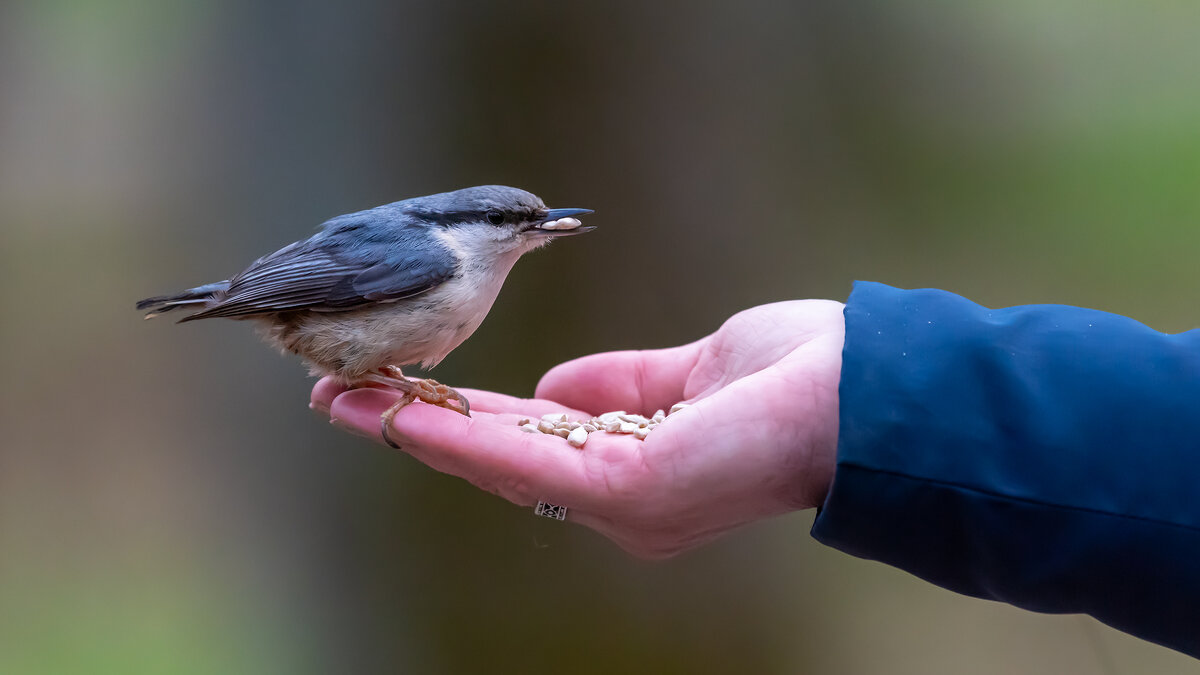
[2, 1, 1199, 673]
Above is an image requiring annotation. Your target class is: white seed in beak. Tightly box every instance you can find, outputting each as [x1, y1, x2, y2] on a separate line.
[538, 217, 582, 231]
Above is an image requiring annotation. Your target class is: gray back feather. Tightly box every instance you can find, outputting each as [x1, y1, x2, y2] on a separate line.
[182, 202, 457, 321]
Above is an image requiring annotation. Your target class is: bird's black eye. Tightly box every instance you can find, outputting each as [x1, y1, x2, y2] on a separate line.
[486, 210, 505, 226]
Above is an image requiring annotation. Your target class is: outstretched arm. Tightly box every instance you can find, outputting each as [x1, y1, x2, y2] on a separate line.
[315, 283, 1200, 656]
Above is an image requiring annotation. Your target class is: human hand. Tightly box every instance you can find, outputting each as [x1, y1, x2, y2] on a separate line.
[311, 300, 845, 559]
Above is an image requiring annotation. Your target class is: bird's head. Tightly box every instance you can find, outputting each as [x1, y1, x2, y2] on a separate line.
[403, 185, 594, 258]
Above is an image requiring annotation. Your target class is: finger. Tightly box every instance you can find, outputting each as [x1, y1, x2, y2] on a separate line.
[315, 380, 591, 419]
[310, 376, 350, 414]
[529, 504, 630, 546]
[328, 388, 606, 509]
[554, 508, 620, 537]
[451, 388, 593, 419]
[534, 339, 708, 416]
[310, 376, 396, 413]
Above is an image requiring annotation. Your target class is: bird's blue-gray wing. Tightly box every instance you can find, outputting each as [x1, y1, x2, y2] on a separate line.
[181, 229, 456, 321]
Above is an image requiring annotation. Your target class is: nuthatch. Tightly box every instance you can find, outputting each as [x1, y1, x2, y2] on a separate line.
[137, 185, 594, 447]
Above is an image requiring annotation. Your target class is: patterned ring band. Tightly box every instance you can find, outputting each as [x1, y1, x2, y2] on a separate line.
[534, 501, 568, 520]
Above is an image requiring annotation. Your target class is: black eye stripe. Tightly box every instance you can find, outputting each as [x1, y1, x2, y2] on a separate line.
[413, 208, 527, 226]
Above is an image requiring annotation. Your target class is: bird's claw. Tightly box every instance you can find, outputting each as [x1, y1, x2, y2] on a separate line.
[377, 376, 471, 449]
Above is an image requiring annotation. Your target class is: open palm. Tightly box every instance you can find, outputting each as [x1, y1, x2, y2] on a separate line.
[313, 300, 845, 558]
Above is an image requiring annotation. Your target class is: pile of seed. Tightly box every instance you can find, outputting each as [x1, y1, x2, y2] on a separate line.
[517, 402, 691, 449]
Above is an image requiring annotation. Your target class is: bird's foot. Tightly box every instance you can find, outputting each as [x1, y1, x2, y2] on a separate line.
[375, 366, 471, 449]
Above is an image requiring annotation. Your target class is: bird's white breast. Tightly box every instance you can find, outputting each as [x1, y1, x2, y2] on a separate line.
[268, 223, 539, 381]
[376, 249, 518, 369]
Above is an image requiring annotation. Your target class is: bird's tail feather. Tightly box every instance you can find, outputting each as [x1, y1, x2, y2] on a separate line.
[136, 281, 229, 321]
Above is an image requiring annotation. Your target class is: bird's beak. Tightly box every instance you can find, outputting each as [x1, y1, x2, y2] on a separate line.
[543, 208, 593, 220]
[530, 208, 595, 237]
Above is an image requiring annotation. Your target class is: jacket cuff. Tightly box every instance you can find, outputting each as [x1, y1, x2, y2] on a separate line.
[809, 281, 1200, 656]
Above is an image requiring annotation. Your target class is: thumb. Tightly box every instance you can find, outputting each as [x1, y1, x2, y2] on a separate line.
[535, 338, 708, 415]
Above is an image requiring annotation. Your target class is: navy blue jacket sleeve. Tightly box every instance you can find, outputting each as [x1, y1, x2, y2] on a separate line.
[811, 281, 1200, 657]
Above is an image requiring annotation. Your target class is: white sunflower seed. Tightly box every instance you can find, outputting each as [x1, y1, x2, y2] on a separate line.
[567, 426, 589, 448]
[518, 402, 697, 443]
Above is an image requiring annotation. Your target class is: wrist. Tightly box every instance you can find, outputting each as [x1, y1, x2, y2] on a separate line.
[778, 302, 845, 511]
[805, 326, 843, 507]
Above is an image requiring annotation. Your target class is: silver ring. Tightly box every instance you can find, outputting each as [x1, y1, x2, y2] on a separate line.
[534, 501, 567, 520]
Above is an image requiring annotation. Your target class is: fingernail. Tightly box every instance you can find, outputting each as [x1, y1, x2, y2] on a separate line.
[310, 401, 330, 415]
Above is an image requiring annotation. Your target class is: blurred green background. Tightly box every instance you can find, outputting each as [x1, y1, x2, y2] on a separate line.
[2, 1, 1199, 673]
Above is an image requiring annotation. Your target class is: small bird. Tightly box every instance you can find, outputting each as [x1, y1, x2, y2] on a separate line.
[137, 185, 593, 447]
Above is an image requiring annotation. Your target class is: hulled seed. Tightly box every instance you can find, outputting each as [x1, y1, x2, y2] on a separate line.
[567, 426, 589, 448]
[517, 401, 693, 445]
